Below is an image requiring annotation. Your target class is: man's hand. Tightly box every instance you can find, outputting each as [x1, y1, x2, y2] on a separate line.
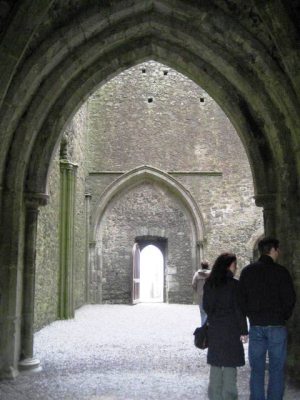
[240, 335, 248, 343]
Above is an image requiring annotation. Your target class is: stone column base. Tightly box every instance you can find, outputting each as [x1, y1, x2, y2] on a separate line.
[19, 358, 42, 373]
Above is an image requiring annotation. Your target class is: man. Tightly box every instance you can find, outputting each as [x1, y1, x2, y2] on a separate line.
[238, 237, 296, 400]
[192, 260, 210, 325]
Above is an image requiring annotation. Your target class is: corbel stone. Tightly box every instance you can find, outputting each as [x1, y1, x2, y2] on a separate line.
[254, 193, 277, 237]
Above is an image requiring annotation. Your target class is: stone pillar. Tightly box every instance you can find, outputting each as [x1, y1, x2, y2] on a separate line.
[96, 247, 102, 304]
[59, 160, 78, 319]
[85, 194, 92, 303]
[89, 241, 97, 303]
[254, 193, 277, 237]
[19, 193, 48, 373]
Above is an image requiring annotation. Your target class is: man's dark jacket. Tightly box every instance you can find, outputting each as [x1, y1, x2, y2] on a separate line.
[238, 255, 296, 326]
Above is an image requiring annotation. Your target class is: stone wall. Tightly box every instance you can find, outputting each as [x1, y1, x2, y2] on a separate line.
[173, 173, 263, 268]
[35, 59, 263, 319]
[35, 104, 89, 331]
[87, 60, 263, 289]
[99, 181, 193, 304]
[35, 154, 60, 330]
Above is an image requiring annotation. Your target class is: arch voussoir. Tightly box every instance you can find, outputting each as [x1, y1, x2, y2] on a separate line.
[23, 33, 283, 202]
[2, 1, 299, 203]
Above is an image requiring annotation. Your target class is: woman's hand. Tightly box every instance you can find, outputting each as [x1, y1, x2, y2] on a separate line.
[240, 335, 248, 343]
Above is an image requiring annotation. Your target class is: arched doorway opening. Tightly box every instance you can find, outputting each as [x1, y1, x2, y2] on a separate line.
[140, 245, 164, 303]
[90, 167, 204, 306]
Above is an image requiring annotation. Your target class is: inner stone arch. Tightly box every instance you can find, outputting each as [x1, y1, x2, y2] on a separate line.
[92, 177, 199, 304]
[90, 165, 205, 244]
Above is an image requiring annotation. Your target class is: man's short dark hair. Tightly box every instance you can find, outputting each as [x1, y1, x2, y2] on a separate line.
[201, 260, 209, 269]
[258, 237, 279, 255]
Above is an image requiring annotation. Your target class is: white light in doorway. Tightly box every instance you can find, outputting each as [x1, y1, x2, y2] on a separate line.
[140, 245, 164, 302]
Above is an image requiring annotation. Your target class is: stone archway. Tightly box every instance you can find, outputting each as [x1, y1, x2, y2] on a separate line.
[0, 0, 300, 380]
[90, 166, 205, 243]
[89, 166, 205, 305]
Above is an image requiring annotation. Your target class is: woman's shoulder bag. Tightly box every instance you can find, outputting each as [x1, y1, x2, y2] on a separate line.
[193, 287, 217, 350]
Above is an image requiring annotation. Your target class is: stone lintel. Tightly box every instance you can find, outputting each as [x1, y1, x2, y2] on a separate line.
[168, 171, 222, 176]
[89, 171, 124, 175]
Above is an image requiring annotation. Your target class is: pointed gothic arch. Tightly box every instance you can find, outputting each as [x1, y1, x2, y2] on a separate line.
[90, 165, 205, 244]
[89, 165, 205, 306]
[4, 1, 300, 204]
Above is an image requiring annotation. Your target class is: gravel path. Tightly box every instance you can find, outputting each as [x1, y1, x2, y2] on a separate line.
[0, 304, 299, 399]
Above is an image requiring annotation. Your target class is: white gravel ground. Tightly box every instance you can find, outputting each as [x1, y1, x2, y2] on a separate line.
[0, 303, 299, 399]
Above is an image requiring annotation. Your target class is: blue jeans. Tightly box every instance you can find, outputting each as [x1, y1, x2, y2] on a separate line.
[249, 326, 287, 400]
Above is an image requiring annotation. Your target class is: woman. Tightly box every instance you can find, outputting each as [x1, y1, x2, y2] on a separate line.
[203, 252, 248, 400]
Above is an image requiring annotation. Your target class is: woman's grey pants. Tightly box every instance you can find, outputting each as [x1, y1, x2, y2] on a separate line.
[208, 365, 238, 400]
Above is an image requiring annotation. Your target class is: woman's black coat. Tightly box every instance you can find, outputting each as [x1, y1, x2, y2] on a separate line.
[203, 271, 248, 368]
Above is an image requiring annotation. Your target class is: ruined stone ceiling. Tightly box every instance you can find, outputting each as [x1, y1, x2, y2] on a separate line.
[17, 0, 282, 66]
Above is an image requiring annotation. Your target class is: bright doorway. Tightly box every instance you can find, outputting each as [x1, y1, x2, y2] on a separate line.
[140, 245, 164, 302]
